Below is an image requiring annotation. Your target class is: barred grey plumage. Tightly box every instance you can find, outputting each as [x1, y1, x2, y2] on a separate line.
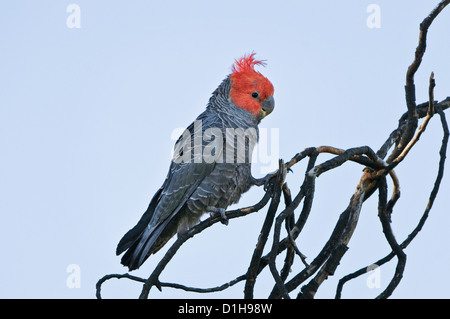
[116, 55, 274, 270]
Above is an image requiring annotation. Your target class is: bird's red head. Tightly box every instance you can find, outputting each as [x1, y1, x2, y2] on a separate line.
[229, 53, 275, 118]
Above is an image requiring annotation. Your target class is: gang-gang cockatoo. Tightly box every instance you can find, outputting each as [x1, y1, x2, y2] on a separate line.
[116, 53, 275, 270]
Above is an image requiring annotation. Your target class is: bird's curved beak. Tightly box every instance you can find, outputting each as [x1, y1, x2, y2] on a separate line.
[260, 95, 275, 118]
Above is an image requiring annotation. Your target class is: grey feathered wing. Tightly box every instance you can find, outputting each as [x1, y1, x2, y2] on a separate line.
[116, 112, 220, 270]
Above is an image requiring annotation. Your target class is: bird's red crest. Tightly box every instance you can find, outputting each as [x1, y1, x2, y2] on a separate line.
[231, 52, 266, 74]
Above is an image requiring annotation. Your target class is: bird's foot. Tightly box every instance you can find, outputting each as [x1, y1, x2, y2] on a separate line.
[252, 160, 288, 190]
[208, 207, 228, 225]
[251, 173, 276, 190]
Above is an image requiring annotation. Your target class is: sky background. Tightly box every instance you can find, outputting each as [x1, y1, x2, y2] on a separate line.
[1, 1, 450, 299]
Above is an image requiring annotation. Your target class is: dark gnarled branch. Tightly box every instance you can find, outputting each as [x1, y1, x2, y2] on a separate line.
[96, 1, 450, 299]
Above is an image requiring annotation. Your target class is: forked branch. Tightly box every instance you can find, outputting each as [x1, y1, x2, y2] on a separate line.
[96, 1, 450, 299]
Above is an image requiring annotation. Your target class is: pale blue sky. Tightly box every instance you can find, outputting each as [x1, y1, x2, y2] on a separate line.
[1, 1, 449, 298]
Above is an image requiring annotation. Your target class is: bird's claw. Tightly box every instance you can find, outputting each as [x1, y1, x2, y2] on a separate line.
[252, 160, 288, 190]
[252, 172, 276, 190]
[208, 207, 228, 225]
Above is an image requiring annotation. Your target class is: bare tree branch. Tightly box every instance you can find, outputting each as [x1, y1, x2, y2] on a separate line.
[96, 1, 450, 299]
[336, 96, 449, 299]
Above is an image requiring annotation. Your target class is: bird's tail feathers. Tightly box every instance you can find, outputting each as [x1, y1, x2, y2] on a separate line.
[119, 218, 173, 271]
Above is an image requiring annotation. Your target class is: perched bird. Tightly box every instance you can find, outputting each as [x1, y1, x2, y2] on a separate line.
[116, 53, 275, 270]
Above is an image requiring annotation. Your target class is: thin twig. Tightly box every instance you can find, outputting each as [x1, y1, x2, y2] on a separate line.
[376, 177, 407, 299]
[244, 163, 283, 299]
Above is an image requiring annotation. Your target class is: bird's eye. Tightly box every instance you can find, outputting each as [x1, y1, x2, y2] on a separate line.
[251, 92, 259, 98]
